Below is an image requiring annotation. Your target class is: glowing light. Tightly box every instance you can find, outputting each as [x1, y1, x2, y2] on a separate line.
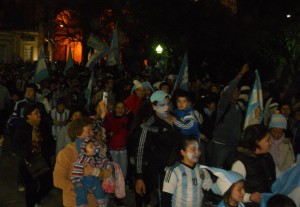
[156, 45, 163, 54]
[287, 14, 291, 18]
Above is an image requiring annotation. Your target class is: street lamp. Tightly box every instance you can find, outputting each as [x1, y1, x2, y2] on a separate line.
[156, 44, 163, 54]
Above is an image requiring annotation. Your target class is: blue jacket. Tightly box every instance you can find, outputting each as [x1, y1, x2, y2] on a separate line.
[174, 106, 200, 138]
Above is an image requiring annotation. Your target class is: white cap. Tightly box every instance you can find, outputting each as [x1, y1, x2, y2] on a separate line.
[132, 80, 143, 91]
[200, 166, 244, 196]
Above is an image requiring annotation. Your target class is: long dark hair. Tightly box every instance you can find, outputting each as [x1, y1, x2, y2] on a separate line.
[167, 135, 198, 167]
[242, 124, 268, 152]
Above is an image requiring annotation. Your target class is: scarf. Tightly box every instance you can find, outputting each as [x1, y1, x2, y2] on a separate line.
[27, 120, 42, 155]
[270, 134, 284, 165]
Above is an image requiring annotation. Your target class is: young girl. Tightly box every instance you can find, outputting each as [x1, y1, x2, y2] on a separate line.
[201, 166, 245, 207]
[220, 179, 245, 207]
[103, 102, 129, 178]
[162, 135, 212, 207]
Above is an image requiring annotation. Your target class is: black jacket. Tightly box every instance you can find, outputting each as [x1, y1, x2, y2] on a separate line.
[132, 114, 180, 180]
[14, 121, 54, 164]
[236, 147, 276, 193]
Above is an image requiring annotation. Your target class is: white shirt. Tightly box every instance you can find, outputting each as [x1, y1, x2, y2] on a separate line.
[163, 163, 212, 207]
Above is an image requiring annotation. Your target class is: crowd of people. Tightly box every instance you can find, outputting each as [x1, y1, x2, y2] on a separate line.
[0, 60, 299, 207]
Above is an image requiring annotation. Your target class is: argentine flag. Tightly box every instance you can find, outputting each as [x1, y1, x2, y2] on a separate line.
[243, 70, 263, 129]
[86, 34, 110, 70]
[106, 23, 120, 66]
[87, 33, 109, 52]
[64, 47, 74, 75]
[33, 51, 49, 83]
[260, 154, 300, 207]
[172, 52, 189, 94]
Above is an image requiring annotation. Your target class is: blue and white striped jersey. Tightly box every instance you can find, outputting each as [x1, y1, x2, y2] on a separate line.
[163, 162, 212, 207]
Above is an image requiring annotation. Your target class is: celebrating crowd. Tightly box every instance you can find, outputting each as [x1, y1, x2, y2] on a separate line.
[0, 61, 299, 207]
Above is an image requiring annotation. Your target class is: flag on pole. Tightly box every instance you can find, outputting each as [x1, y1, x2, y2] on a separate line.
[106, 23, 120, 66]
[172, 52, 189, 94]
[86, 34, 110, 70]
[86, 49, 110, 70]
[85, 70, 94, 114]
[64, 47, 74, 75]
[87, 33, 109, 52]
[33, 51, 49, 83]
[243, 70, 263, 129]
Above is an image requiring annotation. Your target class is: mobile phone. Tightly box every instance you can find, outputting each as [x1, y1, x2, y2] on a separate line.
[103, 92, 108, 104]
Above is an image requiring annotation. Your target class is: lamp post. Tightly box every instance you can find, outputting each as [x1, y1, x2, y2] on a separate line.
[155, 44, 168, 76]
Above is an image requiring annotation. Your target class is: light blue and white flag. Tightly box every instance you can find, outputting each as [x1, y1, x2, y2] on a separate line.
[84, 70, 94, 114]
[260, 154, 300, 207]
[106, 23, 120, 66]
[243, 70, 263, 129]
[86, 34, 110, 70]
[87, 33, 109, 52]
[86, 49, 110, 70]
[33, 51, 49, 83]
[64, 47, 74, 75]
[172, 52, 189, 94]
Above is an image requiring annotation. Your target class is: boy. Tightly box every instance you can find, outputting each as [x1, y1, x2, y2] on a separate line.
[50, 98, 69, 141]
[171, 90, 200, 139]
[71, 137, 112, 207]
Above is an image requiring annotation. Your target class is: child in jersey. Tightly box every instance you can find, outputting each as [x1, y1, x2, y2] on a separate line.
[162, 135, 212, 207]
[171, 90, 200, 139]
[200, 166, 245, 207]
[71, 137, 112, 207]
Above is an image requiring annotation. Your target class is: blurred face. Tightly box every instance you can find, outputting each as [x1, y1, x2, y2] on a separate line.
[295, 111, 300, 121]
[135, 87, 145, 99]
[176, 97, 189, 110]
[71, 111, 82, 121]
[161, 85, 170, 94]
[57, 104, 65, 113]
[230, 181, 245, 205]
[25, 87, 36, 100]
[27, 108, 41, 124]
[181, 140, 201, 166]
[211, 85, 219, 94]
[208, 102, 216, 112]
[280, 104, 291, 118]
[106, 79, 114, 89]
[145, 88, 153, 97]
[85, 142, 96, 156]
[115, 102, 125, 116]
[77, 124, 93, 139]
[270, 128, 284, 140]
[12, 94, 20, 102]
[255, 133, 271, 154]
